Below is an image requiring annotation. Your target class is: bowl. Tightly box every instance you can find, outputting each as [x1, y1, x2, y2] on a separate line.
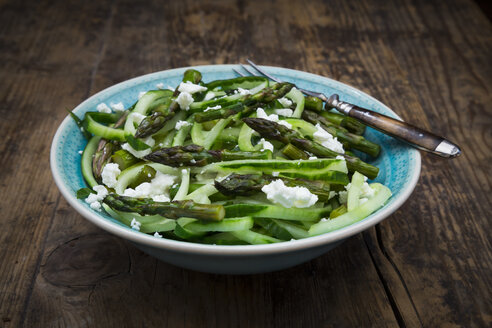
[50, 64, 421, 274]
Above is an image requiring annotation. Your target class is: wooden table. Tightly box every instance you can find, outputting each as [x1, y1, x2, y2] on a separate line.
[1, 0, 490, 327]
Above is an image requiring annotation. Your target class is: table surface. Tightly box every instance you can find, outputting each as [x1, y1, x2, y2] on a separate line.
[0, 0, 491, 327]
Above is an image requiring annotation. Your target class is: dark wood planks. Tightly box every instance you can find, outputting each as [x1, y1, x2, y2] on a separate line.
[0, 0, 490, 327]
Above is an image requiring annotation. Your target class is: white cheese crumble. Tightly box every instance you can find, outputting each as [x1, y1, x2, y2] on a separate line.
[278, 97, 293, 107]
[176, 92, 194, 110]
[154, 232, 163, 238]
[204, 105, 221, 112]
[101, 163, 121, 188]
[96, 103, 111, 113]
[203, 91, 215, 101]
[138, 91, 147, 99]
[167, 86, 175, 92]
[261, 179, 318, 208]
[313, 123, 345, 153]
[178, 81, 207, 94]
[320, 218, 328, 222]
[122, 171, 175, 200]
[361, 182, 376, 198]
[128, 112, 146, 125]
[336, 155, 345, 160]
[110, 102, 125, 112]
[308, 156, 318, 160]
[274, 108, 294, 117]
[175, 120, 192, 130]
[272, 172, 279, 177]
[130, 218, 141, 231]
[237, 87, 251, 95]
[156, 82, 165, 89]
[78, 150, 83, 155]
[258, 138, 274, 152]
[256, 108, 292, 129]
[121, 136, 155, 158]
[85, 185, 108, 211]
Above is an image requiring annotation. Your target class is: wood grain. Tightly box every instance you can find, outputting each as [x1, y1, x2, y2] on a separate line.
[0, 0, 490, 327]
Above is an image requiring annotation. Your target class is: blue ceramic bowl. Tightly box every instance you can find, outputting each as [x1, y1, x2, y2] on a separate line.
[51, 65, 421, 274]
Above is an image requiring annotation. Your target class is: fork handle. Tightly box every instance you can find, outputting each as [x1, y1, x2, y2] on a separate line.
[327, 94, 461, 158]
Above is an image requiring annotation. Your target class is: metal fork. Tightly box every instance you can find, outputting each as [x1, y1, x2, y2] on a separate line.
[235, 59, 461, 158]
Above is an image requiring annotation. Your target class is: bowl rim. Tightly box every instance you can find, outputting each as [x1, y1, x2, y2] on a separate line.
[50, 64, 421, 256]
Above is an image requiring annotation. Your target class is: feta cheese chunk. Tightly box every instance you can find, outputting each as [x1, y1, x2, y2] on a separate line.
[128, 112, 146, 125]
[178, 81, 207, 94]
[154, 232, 163, 238]
[138, 91, 147, 99]
[336, 155, 345, 160]
[274, 108, 293, 117]
[85, 185, 109, 211]
[236, 87, 251, 95]
[258, 138, 274, 152]
[360, 182, 376, 198]
[175, 120, 192, 130]
[278, 97, 293, 107]
[261, 179, 318, 208]
[313, 123, 345, 153]
[101, 163, 121, 188]
[156, 82, 165, 89]
[176, 91, 194, 110]
[122, 171, 176, 199]
[121, 136, 155, 158]
[96, 103, 111, 113]
[338, 190, 348, 204]
[256, 108, 292, 129]
[110, 102, 125, 112]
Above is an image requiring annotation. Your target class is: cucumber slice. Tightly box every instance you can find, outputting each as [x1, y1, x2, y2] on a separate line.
[224, 204, 331, 221]
[81, 136, 101, 187]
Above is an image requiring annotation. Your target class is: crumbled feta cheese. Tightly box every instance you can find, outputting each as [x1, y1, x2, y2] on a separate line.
[204, 105, 221, 112]
[190, 159, 196, 164]
[176, 92, 194, 110]
[320, 218, 328, 222]
[101, 163, 121, 188]
[138, 91, 147, 99]
[363, 175, 368, 182]
[90, 201, 102, 211]
[360, 182, 376, 198]
[237, 87, 251, 95]
[308, 156, 318, 160]
[178, 81, 207, 94]
[156, 82, 165, 89]
[258, 138, 274, 152]
[175, 120, 192, 130]
[345, 183, 351, 191]
[313, 124, 345, 153]
[154, 232, 163, 238]
[78, 150, 83, 155]
[278, 97, 293, 107]
[128, 112, 146, 125]
[256, 108, 292, 129]
[130, 218, 141, 231]
[152, 194, 170, 202]
[328, 191, 337, 200]
[336, 155, 345, 160]
[203, 91, 216, 101]
[274, 108, 294, 117]
[272, 172, 279, 177]
[338, 191, 348, 204]
[110, 102, 125, 112]
[85, 185, 108, 211]
[121, 136, 155, 158]
[261, 179, 318, 208]
[80, 127, 84, 132]
[96, 103, 111, 113]
[147, 173, 151, 178]
[122, 172, 176, 199]
[167, 86, 175, 91]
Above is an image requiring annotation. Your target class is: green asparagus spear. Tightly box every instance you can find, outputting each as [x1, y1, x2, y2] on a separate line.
[319, 110, 366, 135]
[144, 144, 272, 167]
[194, 82, 294, 123]
[103, 194, 225, 221]
[242, 117, 379, 179]
[214, 173, 334, 201]
[302, 110, 381, 157]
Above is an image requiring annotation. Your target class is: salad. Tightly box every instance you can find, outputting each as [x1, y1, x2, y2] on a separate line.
[72, 69, 391, 245]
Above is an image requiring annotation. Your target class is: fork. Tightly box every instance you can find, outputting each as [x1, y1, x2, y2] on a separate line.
[235, 59, 461, 158]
